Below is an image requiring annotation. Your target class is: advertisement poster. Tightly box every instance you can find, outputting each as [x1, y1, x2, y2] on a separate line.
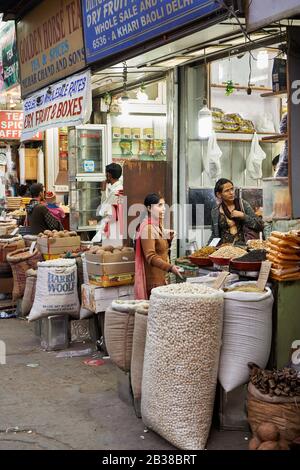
[17, 0, 86, 98]
[82, 0, 221, 64]
[0, 21, 19, 90]
[0, 110, 43, 140]
[21, 69, 92, 141]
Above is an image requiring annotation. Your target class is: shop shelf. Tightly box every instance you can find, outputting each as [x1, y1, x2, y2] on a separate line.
[211, 83, 273, 92]
[261, 133, 288, 142]
[260, 89, 287, 98]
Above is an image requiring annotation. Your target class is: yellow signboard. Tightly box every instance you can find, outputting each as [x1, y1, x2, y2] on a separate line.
[17, 0, 86, 98]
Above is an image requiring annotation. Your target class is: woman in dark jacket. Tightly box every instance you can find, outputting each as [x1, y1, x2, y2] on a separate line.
[208, 179, 264, 245]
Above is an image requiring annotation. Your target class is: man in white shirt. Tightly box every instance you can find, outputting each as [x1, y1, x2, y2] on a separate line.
[93, 163, 124, 246]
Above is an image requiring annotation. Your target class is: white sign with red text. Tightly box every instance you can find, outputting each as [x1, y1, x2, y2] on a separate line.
[21, 69, 91, 141]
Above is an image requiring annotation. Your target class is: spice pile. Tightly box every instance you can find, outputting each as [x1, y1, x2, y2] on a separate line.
[192, 247, 216, 258]
[249, 364, 300, 398]
[266, 231, 300, 280]
[247, 239, 268, 250]
[233, 250, 267, 263]
[210, 245, 247, 259]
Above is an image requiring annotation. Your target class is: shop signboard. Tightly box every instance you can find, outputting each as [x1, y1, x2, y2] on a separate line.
[0, 110, 42, 140]
[246, 0, 300, 32]
[82, 0, 222, 64]
[17, 0, 86, 98]
[20, 69, 92, 142]
[0, 21, 19, 90]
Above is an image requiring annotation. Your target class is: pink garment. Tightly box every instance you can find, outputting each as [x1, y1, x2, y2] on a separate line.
[134, 218, 152, 301]
[47, 205, 65, 224]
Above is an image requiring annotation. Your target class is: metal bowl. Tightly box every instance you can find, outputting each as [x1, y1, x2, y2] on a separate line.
[189, 256, 213, 267]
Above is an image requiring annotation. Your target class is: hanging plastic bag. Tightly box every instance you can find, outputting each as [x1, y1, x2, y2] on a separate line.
[204, 131, 222, 179]
[247, 133, 266, 179]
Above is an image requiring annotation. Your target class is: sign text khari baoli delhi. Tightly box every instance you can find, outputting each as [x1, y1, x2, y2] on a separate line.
[83, 0, 219, 61]
[87, 0, 194, 36]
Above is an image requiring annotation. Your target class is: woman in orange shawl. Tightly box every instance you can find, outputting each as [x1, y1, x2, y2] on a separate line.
[134, 193, 182, 300]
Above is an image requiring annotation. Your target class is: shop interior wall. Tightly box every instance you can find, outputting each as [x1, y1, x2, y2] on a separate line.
[179, 57, 283, 252]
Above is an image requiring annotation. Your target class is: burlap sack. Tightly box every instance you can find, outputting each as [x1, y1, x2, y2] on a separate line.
[104, 306, 135, 372]
[7, 248, 42, 300]
[0, 235, 24, 263]
[21, 269, 37, 316]
[131, 309, 148, 401]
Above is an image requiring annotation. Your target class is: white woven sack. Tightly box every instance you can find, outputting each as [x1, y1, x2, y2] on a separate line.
[28, 259, 80, 321]
[218, 281, 273, 392]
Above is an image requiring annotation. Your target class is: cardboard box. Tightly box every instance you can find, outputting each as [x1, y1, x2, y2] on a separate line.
[85, 251, 135, 276]
[0, 277, 13, 294]
[37, 236, 81, 255]
[85, 250, 135, 287]
[81, 284, 134, 313]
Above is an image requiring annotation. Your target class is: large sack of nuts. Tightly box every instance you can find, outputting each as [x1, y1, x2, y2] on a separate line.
[0, 235, 25, 263]
[247, 383, 300, 443]
[130, 304, 149, 402]
[141, 283, 224, 450]
[218, 282, 273, 392]
[28, 259, 80, 321]
[21, 269, 37, 316]
[104, 300, 146, 372]
[7, 248, 42, 300]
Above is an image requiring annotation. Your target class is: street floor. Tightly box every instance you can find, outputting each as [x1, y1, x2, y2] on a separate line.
[0, 318, 250, 450]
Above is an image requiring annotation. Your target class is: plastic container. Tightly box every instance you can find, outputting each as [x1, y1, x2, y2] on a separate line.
[263, 177, 291, 221]
[40, 315, 69, 351]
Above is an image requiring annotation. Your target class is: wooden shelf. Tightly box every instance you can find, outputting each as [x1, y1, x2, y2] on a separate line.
[261, 133, 288, 142]
[211, 84, 272, 92]
[260, 90, 287, 98]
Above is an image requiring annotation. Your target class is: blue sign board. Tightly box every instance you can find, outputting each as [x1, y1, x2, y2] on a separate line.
[82, 0, 221, 64]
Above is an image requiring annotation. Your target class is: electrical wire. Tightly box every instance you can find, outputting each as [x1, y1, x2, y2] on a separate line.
[215, 0, 286, 62]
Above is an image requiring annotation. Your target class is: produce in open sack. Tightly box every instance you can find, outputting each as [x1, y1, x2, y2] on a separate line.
[7, 248, 42, 300]
[28, 259, 80, 321]
[141, 283, 224, 450]
[218, 282, 273, 392]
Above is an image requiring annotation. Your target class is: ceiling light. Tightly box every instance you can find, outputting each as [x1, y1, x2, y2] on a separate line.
[119, 94, 129, 116]
[198, 99, 212, 139]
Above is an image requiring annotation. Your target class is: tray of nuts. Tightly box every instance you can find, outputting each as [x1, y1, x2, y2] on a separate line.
[189, 246, 216, 266]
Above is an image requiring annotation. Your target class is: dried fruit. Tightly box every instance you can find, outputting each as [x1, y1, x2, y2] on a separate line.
[257, 441, 280, 450]
[249, 436, 262, 450]
[257, 423, 280, 442]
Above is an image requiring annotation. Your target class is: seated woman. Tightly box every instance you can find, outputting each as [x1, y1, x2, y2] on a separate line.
[134, 193, 182, 300]
[208, 179, 264, 246]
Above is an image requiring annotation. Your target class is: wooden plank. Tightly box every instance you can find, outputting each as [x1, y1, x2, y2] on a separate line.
[261, 90, 287, 98]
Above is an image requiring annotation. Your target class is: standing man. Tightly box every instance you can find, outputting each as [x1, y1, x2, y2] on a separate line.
[93, 163, 124, 246]
[26, 183, 63, 234]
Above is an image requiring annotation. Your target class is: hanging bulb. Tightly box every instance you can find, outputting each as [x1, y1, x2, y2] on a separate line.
[198, 99, 212, 139]
[257, 50, 268, 70]
[120, 94, 129, 115]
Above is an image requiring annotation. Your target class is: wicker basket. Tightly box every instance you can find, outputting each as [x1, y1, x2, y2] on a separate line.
[247, 384, 300, 443]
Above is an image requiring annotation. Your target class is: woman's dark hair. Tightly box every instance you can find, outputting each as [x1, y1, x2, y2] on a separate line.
[144, 193, 161, 209]
[214, 178, 233, 196]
